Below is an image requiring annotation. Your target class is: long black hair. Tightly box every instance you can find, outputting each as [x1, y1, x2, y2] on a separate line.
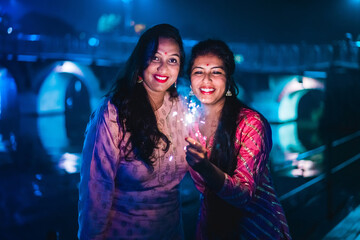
[188, 39, 245, 237]
[109, 24, 185, 167]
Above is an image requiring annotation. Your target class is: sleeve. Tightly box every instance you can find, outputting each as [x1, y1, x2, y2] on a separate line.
[78, 101, 121, 240]
[217, 113, 272, 208]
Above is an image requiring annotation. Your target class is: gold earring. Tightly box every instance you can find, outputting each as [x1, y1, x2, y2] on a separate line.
[137, 76, 143, 83]
[226, 89, 232, 97]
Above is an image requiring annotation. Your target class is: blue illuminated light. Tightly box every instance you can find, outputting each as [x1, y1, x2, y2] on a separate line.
[0, 70, 2, 118]
[75, 81, 82, 92]
[34, 191, 42, 197]
[0, 134, 5, 152]
[303, 71, 327, 79]
[17, 55, 38, 62]
[0, 68, 18, 120]
[17, 34, 41, 41]
[234, 54, 244, 64]
[32, 182, 43, 197]
[88, 37, 100, 47]
[58, 153, 81, 174]
[7, 27, 13, 34]
[66, 97, 73, 107]
[27, 34, 40, 41]
[9, 133, 17, 151]
[356, 41, 360, 47]
[0, 86, 2, 118]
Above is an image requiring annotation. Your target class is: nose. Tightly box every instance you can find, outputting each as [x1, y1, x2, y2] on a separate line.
[157, 61, 168, 73]
[203, 72, 212, 82]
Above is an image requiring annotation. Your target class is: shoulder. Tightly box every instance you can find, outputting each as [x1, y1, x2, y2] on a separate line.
[88, 98, 119, 128]
[104, 99, 119, 123]
[236, 107, 271, 136]
[238, 108, 268, 126]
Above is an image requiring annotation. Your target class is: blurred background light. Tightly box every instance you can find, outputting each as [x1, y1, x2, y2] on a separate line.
[74, 81, 82, 92]
[7, 27, 13, 34]
[134, 23, 145, 34]
[88, 37, 99, 47]
[58, 153, 81, 174]
[97, 13, 122, 33]
[234, 54, 244, 64]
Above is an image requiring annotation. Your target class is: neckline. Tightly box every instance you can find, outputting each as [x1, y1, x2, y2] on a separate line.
[154, 92, 174, 119]
[193, 121, 215, 149]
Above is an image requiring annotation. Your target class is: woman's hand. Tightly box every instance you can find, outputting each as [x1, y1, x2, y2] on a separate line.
[185, 137, 209, 172]
[185, 137, 225, 192]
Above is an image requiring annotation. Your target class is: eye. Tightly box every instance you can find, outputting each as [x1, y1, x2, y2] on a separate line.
[212, 70, 225, 75]
[192, 70, 203, 75]
[169, 58, 179, 64]
[151, 56, 160, 62]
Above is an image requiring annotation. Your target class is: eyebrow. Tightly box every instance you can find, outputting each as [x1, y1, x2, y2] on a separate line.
[192, 66, 225, 70]
[157, 52, 180, 58]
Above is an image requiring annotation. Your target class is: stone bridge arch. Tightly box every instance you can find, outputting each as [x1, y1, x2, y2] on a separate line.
[36, 61, 105, 154]
[272, 75, 325, 163]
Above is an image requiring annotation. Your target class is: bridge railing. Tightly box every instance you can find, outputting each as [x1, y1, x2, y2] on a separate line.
[0, 33, 359, 71]
[230, 41, 358, 73]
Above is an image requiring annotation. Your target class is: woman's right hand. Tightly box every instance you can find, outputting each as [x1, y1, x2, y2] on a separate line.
[185, 137, 225, 192]
[185, 137, 209, 172]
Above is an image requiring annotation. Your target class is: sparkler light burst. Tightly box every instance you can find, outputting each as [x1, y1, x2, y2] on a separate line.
[185, 98, 200, 125]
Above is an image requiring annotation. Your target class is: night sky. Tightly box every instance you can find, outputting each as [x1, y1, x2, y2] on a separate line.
[1, 0, 360, 43]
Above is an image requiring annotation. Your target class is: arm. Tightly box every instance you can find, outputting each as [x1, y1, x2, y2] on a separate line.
[78, 102, 121, 240]
[186, 113, 271, 208]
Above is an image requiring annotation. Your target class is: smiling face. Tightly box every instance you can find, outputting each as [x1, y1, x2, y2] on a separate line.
[142, 37, 181, 96]
[190, 54, 227, 108]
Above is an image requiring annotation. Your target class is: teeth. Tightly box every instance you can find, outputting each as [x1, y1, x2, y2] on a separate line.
[200, 88, 215, 92]
[155, 75, 167, 80]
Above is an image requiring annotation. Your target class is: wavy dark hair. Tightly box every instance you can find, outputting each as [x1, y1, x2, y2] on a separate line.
[109, 24, 185, 167]
[188, 39, 246, 237]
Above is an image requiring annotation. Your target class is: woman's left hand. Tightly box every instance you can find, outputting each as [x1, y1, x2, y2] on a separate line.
[185, 137, 209, 172]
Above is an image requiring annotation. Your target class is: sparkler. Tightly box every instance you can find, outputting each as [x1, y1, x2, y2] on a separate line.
[183, 96, 207, 142]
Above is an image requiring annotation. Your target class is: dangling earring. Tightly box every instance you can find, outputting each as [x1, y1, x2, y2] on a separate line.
[174, 81, 177, 89]
[189, 85, 194, 96]
[226, 89, 232, 97]
[137, 76, 143, 83]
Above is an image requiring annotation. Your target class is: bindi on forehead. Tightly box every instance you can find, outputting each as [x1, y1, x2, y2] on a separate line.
[206, 64, 209, 66]
[165, 52, 167, 55]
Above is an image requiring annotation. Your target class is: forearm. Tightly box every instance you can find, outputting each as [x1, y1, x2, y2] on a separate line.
[193, 160, 225, 193]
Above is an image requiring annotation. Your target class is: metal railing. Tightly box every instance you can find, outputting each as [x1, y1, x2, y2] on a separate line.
[1, 33, 359, 72]
[278, 130, 360, 202]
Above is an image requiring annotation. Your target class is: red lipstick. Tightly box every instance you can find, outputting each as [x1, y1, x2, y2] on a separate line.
[154, 74, 169, 83]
